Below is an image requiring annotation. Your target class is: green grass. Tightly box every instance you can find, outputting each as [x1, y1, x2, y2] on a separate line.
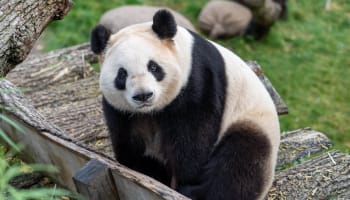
[43, 0, 350, 153]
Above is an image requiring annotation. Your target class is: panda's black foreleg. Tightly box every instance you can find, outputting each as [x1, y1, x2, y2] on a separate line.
[180, 123, 273, 200]
[103, 97, 171, 185]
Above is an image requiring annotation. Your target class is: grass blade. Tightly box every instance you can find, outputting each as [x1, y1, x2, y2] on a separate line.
[0, 114, 25, 134]
[0, 129, 20, 152]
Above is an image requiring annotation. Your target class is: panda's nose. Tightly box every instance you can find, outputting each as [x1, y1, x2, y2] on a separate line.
[132, 92, 154, 102]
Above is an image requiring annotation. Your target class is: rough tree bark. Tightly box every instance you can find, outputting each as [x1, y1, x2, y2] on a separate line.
[0, 0, 72, 77]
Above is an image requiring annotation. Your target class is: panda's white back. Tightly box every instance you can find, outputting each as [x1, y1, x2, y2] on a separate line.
[210, 41, 280, 146]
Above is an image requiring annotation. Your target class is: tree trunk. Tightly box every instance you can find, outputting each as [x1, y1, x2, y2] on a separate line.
[0, 0, 72, 77]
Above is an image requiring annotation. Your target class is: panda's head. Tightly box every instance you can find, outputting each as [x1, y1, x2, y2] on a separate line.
[91, 10, 192, 113]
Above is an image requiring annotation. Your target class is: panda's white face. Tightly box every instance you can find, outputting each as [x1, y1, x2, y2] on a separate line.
[100, 23, 191, 113]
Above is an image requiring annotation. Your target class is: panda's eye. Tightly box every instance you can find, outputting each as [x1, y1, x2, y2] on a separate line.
[115, 67, 128, 90]
[148, 60, 165, 81]
[117, 68, 128, 80]
[148, 62, 159, 73]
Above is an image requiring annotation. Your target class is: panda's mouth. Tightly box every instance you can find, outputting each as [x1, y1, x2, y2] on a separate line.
[136, 103, 153, 109]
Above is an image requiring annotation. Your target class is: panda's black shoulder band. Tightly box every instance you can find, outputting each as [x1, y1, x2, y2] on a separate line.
[90, 24, 111, 54]
[152, 9, 177, 39]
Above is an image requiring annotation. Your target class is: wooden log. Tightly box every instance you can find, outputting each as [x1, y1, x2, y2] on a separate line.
[0, 79, 68, 139]
[246, 61, 288, 115]
[73, 159, 120, 200]
[0, 0, 72, 76]
[26, 75, 100, 110]
[267, 150, 350, 199]
[6, 44, 98, 94]
[277, 127, 332, 167]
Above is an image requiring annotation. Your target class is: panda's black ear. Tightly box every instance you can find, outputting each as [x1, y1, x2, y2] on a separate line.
[90, 24, 111, 54]
[152, 9, 177, 39]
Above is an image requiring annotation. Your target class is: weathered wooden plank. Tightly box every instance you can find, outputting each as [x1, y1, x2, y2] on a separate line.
[110, 166, 189, 200]
[0, 114, 90, 191]
[246, 61, 288, 115]
[277, 127, 332, 167]
[267, 150, 350, 199]
[73, 159, 120, 200]
[10, 73, 113, 157]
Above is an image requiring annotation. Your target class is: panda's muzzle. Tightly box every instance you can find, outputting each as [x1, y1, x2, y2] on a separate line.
[132, 92, 154, 102]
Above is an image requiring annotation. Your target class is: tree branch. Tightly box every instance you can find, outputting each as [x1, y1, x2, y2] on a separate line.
[0, 0, 72, 77]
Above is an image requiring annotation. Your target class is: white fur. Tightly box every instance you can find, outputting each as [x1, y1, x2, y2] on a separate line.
[100, 23, 193, 113]
[210, 41, 280, 199]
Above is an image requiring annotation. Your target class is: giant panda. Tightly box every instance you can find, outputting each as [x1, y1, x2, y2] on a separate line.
[91, 9, 280, 200]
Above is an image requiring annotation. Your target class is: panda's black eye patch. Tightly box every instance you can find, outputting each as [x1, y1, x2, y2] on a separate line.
[115, 67, 128, 90]
[148, 60, 165, 81]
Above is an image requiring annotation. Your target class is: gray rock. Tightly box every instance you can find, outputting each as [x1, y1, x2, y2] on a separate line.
[99, 5, 195, 33]
[198, 1, 252, 39]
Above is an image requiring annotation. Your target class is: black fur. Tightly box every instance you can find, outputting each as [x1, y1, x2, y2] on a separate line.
[179, 122, 272, 200]
[102, 97, 171, 185]
[90, 24, 111, 54]
[115, 68, 127, 90]
[157, 30, 227, 187]
[148, 60, 165, 81]
[152, 10, 177, 39]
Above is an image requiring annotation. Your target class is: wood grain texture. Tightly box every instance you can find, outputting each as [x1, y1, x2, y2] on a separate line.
[277, 127, 332, 167]
[109, 165, 189, 200]
[0, 0, 72, 76]
[6, 43, 97, 94]
[0, 113, 90, 191]
[268, 150, 350, 199]
[9, 173, 45, 189]
[73, 159, 120, 200]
